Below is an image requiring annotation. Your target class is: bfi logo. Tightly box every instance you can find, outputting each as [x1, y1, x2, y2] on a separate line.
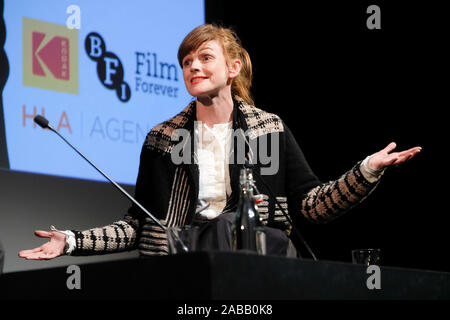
[85, 33, 131, 102]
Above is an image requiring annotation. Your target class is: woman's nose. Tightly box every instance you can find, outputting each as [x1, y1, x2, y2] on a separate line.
[190, 59, 201, 71]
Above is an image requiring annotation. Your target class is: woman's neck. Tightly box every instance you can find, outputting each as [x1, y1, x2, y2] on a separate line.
[196, 94, 233, 128]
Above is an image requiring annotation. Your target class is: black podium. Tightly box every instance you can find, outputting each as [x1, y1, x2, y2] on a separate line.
[1, 251, 449, 300]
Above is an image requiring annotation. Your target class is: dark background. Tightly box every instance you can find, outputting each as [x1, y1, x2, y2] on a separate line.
[205, 0, 448, 272]
[0, 1, 448, 273]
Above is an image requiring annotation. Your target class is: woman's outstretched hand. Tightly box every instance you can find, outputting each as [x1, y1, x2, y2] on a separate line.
[369, 142, 422, 171]
[18, 230, 66, 260]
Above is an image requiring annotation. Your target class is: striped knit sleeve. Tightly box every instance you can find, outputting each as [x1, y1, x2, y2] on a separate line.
[69, 214, 140, 256]
[138, 166, 192, 256]
[139, 217, 168, 256]
[300, 161, 380, 224]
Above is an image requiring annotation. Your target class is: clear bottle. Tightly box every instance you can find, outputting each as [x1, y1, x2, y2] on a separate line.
[232, 167, 266, 254]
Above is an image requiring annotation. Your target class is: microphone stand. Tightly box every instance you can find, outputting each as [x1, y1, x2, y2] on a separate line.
[33, 115, 188, 252]
[238, 127, 318, 261]
[250, 164, 318, 261]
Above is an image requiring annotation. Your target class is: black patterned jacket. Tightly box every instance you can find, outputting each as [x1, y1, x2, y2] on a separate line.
[71, 100, 379, 256]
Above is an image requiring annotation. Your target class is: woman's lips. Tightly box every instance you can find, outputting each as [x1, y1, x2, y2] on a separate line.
[191, 77, 208, 84]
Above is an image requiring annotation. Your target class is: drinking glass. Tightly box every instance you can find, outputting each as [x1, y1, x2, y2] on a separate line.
[351, 248, 380, 266]
[166, 225, 200, 254]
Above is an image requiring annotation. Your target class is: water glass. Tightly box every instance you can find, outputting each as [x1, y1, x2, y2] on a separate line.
[351, 248, 380, 266]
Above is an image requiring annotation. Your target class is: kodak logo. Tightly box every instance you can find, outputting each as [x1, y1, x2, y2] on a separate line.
[23, 17, 78, 94]
[32, 32, 70, 80]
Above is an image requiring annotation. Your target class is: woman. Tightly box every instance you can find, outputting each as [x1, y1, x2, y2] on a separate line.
[19, 24, 421, 260]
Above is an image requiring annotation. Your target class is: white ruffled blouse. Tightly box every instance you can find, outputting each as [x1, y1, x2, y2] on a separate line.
[194, 121, 233, 220]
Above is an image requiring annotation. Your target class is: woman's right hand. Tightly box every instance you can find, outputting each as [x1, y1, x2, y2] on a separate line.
[18, 230, 66, 260]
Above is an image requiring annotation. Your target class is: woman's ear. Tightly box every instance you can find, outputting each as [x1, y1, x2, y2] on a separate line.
[228, 59, 242, 79]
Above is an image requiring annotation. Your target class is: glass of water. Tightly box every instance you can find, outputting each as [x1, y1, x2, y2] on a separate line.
[351, 248, 380, 266]
[166, 225, 200, 254]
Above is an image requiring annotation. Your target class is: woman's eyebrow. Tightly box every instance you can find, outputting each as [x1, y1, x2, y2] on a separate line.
[198, 46, 214, 52]
[183, 47, 214, 61]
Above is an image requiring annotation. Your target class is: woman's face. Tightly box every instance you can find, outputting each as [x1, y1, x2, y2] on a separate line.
[182, 40, 239, 99]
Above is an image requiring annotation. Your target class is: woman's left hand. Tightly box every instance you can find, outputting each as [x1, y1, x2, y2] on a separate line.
[368, 142, 422, 171]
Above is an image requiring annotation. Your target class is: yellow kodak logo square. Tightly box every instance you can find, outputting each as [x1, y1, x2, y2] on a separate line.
[22, 17, 78, 94]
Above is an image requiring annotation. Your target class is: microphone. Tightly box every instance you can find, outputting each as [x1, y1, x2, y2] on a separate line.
[34, 115, 50, 129]
[33, 115, 167, 232]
